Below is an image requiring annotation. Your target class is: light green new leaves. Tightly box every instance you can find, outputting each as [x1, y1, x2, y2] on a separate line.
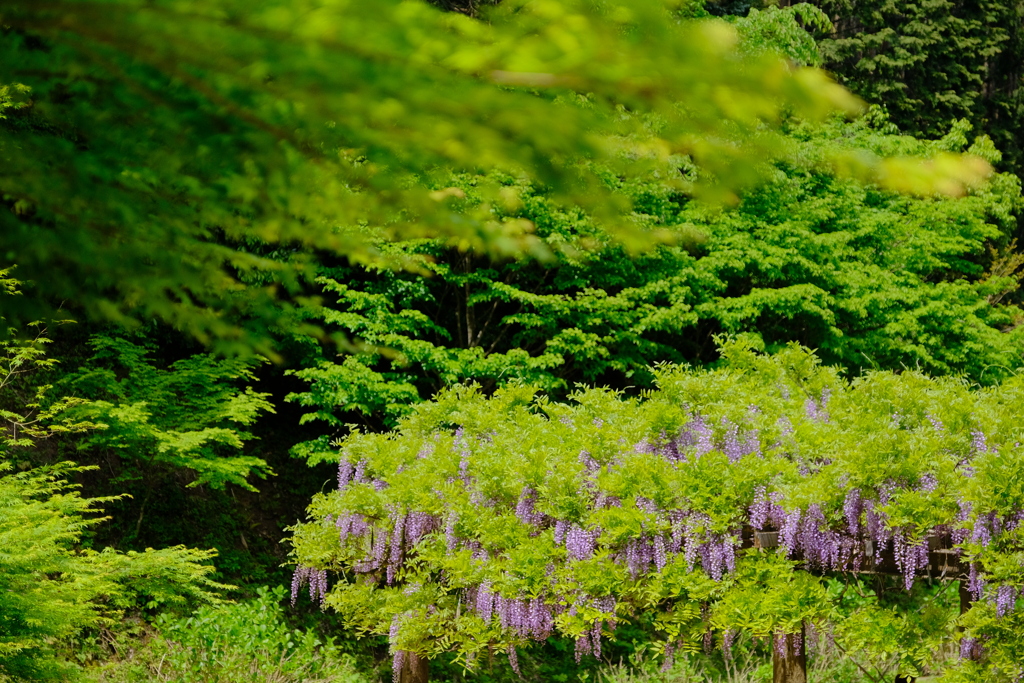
[0, 461, 225, 679]
[0, 0, 990, 352]
[56, 334, 275, 489]
[289, 342, 1024, 679]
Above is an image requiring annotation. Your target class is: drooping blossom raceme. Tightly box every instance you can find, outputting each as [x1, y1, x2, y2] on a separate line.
[804, 388, 830, 422]
[780, 508, 802, 557]
[774, 632, 788, 658]
[336, 512, 369, 545]
[654, 534, 668, 571]
[660, 640, 676, 672]
[918, 473, 938, 492]
[749, 486, 785, 531]
[404, 510, 437, 547]
[960, 636, 984, 660]
[390, 616, 404, 682]
[338, 458, 355, 491]
[624, 535, 654, 578]
[723, 421, 743, 462]
[682, 513, 710, 570]
[699, 534, 737, 581]
[578, 450, 600, 474]
[972, 430, 989, 455]
[967, 563, 986, 601]
[892, 529, 930, 590]
[553, 519, 568, 545]
[691, 415, 714, 458]
[507, 645, 520, 677]
[995, 584, 1017, 617]
[444, 512, 458, 552]
[635, 496, 660, 516]
[475, 581, 494, 622]
[391, 649, 406, 683]
[566, 524, 599, 561]
[975, 510, 1002, 547]
[843, 488, 863, 535]
[668, 509, 687, 553]
[291, 565, 328, 608]
[353, 459, 368, 484]
[798, 504, 850, 571]
[952, 499, 972, 546]
[515, 487, 544, 528]
[387, 509, 406, 585]
[721, 629, 736, 660]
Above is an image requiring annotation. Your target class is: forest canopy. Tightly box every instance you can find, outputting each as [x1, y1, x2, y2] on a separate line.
[1, 1, 1022, 682]
[0, 0, 994, 354]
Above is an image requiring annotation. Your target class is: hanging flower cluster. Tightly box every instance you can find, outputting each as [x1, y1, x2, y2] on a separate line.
[289, 344, 1024, 681]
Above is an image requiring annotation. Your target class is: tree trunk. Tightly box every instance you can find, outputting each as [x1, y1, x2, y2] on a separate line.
[959, 579, 973, 617]
[399, 653, 429, 683]
[772, 624, 807, 683]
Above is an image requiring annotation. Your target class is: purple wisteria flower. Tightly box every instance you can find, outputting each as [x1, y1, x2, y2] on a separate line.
[578, 450, 600, 473]
[507, 645, 521, 677]
[515, 487, 544, 527]
[722, 629, 736, 660]
[843, 488, 863, 535]
[918, 473, 938, 492]
[972, 430, 989, 455]
[693, 415, 714, 458]
[960, 636, 983, 660]
[749, 486, 785, 531]
[391, 650, 406, 683]
[338, 458, 355, 490]
[566, 524, 599, 561]
[952, 499, 972, 546]
[723, 421, 743, 462]
[404, 510, 436, 547]
[967, 563, 986, 601]
[661, 640, 676, 672]
[892, 530, 929, 590]
[804, 389, 830, 422]
[353, 459, 368, 484]
[291, 565, 328, 607]
[780, 508, 802, 557]
[553, 519, 568, 545]
[995, 584, 1017, 617]
[444, 512, 458, 552]
[387, 509, 406, 585]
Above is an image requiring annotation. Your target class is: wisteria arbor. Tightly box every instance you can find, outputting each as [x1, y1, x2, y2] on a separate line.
[289, 342, 1024, 683]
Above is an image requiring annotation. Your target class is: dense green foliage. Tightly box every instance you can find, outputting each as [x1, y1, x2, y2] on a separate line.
[85, 586, 368, 683]
[287, 113, 1023, 444]
[0, 1, 1022, 681]
[0, 0, 912, 352]
[0, 325, 224, 680]
[809, 0, 1024, 178]
[0, 462, 225, 680]
[55, 334, 275, 490]
[291, 342, 1024, 681]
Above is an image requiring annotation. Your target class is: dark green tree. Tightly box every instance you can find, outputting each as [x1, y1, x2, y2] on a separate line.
[0, 0, 992, 354]
[798, 0, 1024, 178]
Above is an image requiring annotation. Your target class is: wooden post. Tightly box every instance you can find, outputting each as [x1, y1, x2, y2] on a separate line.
[773, 623, 807, 683]
[959, 579, 973, 618]
[399, 653, 429, 683]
